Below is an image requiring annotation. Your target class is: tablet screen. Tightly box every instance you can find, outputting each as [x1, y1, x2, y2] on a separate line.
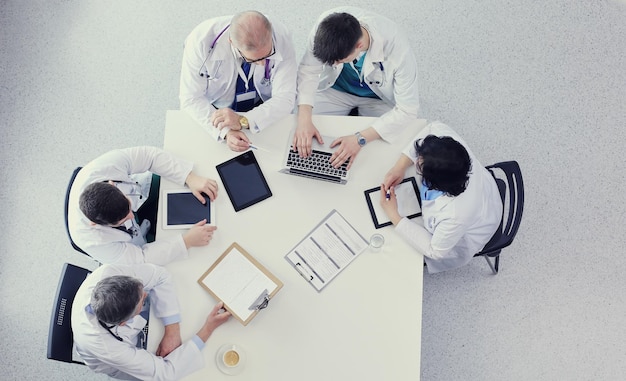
[166, 192, 212, 225]
[216, 151, 272, 212]
[364, 177, 421, 228]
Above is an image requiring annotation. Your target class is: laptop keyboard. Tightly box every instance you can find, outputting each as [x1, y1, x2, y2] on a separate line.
[287, 148, 349, 178]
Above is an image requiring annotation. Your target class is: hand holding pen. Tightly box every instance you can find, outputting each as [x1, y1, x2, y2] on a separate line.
[225, 130, 251, 152]
[379, 183, 401, 225]
[248, 143, 270, 152]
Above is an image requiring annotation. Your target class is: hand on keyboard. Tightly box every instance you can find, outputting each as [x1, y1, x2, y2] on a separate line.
[293, 121, 324, 158]
[329, 135, 362, 170]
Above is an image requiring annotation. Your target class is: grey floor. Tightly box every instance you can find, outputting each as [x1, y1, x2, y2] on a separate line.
[1, 1, 625, 380]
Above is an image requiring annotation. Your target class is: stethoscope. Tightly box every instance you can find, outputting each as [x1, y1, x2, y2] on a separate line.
[198, 24, 272, 85]
[106, 180, 143, 200]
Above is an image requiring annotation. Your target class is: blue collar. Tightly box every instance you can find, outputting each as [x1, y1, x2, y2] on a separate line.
[420, 180, 444, 201]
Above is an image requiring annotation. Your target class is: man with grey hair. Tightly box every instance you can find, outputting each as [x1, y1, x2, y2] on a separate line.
[180, 10, 297, 151]
[72, 263, 230, 380]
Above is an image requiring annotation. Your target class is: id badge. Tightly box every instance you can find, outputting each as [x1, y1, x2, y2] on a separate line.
[235, 90, 257, 103]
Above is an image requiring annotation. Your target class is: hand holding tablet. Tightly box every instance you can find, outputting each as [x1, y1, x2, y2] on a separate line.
[184, 172, 218, 202]
[162, 189, 216, 230]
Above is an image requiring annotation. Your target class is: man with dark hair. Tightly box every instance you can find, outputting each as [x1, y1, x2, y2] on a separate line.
[295, 6, 420, 169]
[72, 263, 230, 380]
[68, 146, 219, 265]
[379, 122, 503, 273]
[180, 10, 297, 152]
[79, 182, 139, 227]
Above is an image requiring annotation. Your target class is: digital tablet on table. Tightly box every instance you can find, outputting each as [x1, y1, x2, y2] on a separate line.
[161, 189, 215, 229]
[216, 151, 272, 212]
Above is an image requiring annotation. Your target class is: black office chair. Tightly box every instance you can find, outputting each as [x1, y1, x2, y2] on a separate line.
[474, 161, 524, 274]
[65, 167, 90, 256]
[47, 263, 91, 364]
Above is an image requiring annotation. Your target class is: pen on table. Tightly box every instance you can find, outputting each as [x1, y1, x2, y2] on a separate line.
[248, 143, 270, 152]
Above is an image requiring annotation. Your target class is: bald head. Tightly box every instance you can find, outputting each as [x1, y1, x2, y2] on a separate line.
[230, 11, 272, 51]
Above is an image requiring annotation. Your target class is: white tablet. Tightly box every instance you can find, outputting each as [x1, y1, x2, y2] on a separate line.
[161, 189, 215, 230]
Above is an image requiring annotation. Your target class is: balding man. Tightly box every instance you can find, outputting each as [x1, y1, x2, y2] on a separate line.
[180, 11, 297, 151]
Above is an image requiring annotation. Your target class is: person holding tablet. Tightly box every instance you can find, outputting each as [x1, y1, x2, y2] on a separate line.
[378, 122, 502, 273]
[68, 146, 218, 265]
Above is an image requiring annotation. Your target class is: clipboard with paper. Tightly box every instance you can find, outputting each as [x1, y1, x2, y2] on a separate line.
[284, 209, 369, 292]
[198, 242, 283, 326]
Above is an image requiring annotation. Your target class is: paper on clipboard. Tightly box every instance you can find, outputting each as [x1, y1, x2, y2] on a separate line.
[364, 177, 422, 229]
[284, 209, 369, 292]
[198, 243, 282, 325]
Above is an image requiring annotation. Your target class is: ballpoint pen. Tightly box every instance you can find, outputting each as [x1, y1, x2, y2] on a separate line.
[248, 143, 270, 152]
[385, 189, 391, 200]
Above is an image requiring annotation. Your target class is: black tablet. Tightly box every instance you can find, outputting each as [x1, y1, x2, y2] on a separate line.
[162, 189, 215, 229]
[364, 177, 422, 228]
[216, 151, 272, 212]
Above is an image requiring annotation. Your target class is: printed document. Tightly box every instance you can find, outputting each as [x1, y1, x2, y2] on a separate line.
[285, 210, 368, 291]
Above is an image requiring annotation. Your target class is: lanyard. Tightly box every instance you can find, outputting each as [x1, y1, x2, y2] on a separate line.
[235, 62, 256, 92]
[235, 56, 273, 88]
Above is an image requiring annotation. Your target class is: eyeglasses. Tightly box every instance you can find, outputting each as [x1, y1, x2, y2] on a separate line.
[237, 43, 275, 64]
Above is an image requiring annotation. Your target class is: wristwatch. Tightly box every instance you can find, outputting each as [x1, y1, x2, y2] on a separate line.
[239, 116, 249, 130]
[355, 131, 367, 147]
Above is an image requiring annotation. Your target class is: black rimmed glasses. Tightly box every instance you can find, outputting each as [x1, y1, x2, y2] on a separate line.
[237, 43, 275, 64]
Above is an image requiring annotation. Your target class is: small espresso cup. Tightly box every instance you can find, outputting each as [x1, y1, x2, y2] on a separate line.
[222, 347, 240, 368]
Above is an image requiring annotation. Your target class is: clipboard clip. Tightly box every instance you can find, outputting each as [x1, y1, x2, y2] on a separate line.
[294, 263, 314, 282]
[248, 289, 270, 311]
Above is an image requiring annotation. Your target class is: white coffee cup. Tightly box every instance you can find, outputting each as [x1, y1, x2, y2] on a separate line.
[222, 347, 240, 368]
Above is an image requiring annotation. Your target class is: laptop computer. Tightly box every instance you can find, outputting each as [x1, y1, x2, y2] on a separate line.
[279, 129, 350, 185]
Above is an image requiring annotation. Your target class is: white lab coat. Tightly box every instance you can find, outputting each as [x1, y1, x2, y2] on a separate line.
[179, 15, 297, 141]
[395, 122, 503, 273]
[297, 6, 420, 142]
[72, 264, 205, 381]
[68, 146, 193, 265]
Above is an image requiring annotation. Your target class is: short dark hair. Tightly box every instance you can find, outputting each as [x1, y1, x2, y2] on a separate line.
[79, 182, 130, 225]
[416, 135, 472, 197]
[313, 12, 362, 65]
[91, 275, 143, 325]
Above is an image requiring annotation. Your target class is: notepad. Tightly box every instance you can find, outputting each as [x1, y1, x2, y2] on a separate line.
[198, 243, 283, 325]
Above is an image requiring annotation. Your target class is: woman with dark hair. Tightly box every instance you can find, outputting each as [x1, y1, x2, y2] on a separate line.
[380, 122, 503, 273]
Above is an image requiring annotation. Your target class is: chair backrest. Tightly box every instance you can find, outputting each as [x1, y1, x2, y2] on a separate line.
[480, 161, 524, 255]
[64, 167, 89, 256]
[47, 263, 91, 364]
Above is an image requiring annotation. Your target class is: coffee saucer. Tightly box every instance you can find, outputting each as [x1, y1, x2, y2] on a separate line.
[216, 343, 246, 376]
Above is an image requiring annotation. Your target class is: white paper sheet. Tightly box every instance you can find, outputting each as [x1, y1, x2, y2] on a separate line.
[201, 248, 278, 321]
[285, 210, 368, 291]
